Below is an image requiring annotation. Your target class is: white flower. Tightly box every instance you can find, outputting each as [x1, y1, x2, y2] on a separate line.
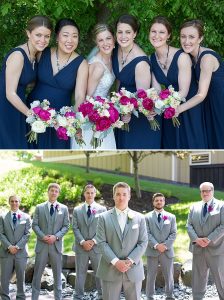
[31, 121, 46, 133]
[49, 109, 56, 117]
[128, 211, 135, 220]
[57, 115, 67, 127]
[26, 115, 35, 123]
[30, 100, 40, 108]
[155, 100, 165, 109]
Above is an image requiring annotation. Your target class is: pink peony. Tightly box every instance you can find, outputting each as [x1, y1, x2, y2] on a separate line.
[142, 98, 154, 111]
[120, 96, 130, 105]
[95, 96, 105, 103]
[56, 126, 68, 140]
[159, 89, 171, 99]
[137, 89, 147, 99]
[95, 117, 112, 131]
[130, 97, 138, 108]
[78, 102, 94, 117]
[164, 107, 175, 119]
[65, 111, 76, 118]
[108, 105, 119, 123]
[89, 110, 100, 122]
[38, 109, 51, 121]
[33, 107, 42, 114]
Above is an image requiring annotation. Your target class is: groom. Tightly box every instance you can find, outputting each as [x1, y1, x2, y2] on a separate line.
[31, 183, 70, 300]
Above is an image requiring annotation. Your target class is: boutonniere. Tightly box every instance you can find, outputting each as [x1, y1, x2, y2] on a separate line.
[128, 211, 135, 220]
[163, 215, 168, 221]
[55, 204, 62, 214]
[17, 214, 21, 220]
[208, 205, 213, 213]
[91, 209, 97, 215]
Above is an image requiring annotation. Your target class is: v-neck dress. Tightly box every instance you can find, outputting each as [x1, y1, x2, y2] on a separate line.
[151, 49, 207, 149]
[0, 47, 36, 149]
[27, 47, 84, 149]
[194, 50, 224, 149]
[112, 45, 161, 149]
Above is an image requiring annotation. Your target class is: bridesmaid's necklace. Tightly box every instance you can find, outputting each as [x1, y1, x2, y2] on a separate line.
[26, 42, 35, 69]
[56, 48, 73, 71]
[156, 45, 170, 70]
[121, 44, 134, 66]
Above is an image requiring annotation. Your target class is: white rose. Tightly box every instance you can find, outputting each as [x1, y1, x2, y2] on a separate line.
[57, 115, 67, 127]
[49, 109, 56, 117]
[31, 121, 46, 133]
[155, 100, 164, 109]
[30, 100, 40, 109]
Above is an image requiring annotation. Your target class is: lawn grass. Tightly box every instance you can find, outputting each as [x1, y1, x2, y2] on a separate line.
[9, 160, 224, 263]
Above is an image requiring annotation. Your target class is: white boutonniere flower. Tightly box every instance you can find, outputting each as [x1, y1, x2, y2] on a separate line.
[128, 211, 135, 220]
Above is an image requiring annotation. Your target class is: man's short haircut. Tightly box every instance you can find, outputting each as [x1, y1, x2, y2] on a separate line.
[199, 182, 214, 191]
[8, 194, 21, 203]
[113, 182, 131, 196]
[152, 192, 165, 202]
[47, 183, 61, 192]
[83, 184, 96, 193]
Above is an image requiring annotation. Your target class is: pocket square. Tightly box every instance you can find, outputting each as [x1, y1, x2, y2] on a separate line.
[132, 224, 139, 229]
[164, 220, 170, 225]
[19, 221, 26, 224]
[210, 211, 219, 216]
[95, 214, 99, 218]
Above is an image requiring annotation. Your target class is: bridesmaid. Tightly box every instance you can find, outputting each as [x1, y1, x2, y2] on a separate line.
[112, 14, 160, 149]
[179, 19, 223, 149]
[28, 18, 88, 149]
[0, 15, 52, 149]
[72, 23, 116, 149]
[149, 16, 207, 149]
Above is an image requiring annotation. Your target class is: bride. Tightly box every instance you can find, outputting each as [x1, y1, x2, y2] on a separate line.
[71, 23, 116, 149]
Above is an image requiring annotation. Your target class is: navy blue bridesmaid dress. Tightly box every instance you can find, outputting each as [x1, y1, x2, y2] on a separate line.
[28, 47, 84, 149]
[151, 49, 207, 149]
[195, 50, 224, 149]
[0, 48, 36, 149]
[112, 45, 161, 149]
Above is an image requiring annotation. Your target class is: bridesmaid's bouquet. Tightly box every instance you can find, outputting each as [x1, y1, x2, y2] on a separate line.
[111, 88, 138, 131]
[159, 85, 186, 127]
[78, 96, 123, 148]
[55, 106, 85, 146]
[26, 100, 56, 143]
[136, 88, 160, 131]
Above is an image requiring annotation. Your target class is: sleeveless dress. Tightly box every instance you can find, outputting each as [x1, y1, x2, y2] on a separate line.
[27, 47, 84, 149]
[71, 56, 116, 149]
[0, 48, 36, 149]
[112, 45, 161, 149]
[194, 50, 224, 149]
[151, 49, 207, 149]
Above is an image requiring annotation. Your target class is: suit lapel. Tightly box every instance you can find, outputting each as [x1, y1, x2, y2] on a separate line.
[6, 211, 14, 231]
[110, 208, 123, 241]
[153, 211, 161, 230]
[123, 212, 133, 240]
[81, 204, 88, 226]
[44, 202, 50, 222]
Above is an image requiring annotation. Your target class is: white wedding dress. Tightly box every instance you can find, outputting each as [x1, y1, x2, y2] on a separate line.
[71, 56, 116, 149]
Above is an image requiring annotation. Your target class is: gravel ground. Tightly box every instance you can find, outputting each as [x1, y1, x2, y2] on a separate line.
[8, 282, 220, 299]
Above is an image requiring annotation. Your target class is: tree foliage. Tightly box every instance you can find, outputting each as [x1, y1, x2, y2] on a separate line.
[1, 0, 224, 64]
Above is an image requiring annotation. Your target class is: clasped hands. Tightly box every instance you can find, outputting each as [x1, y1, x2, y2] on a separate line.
[195, 237, 210, 248]
[156, 243, 167, 253]
[82, 240, 95, 251]
[8, 245, 19, 255]
[42, 235, 57, 244]
[115, 259, 133, 273]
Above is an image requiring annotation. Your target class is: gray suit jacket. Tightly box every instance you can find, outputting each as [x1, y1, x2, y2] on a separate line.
[0, 210, 31, 258]
[96, 208, 148, 282]
[145, 210, 177, 258]
[32, 201, 70, 254]
[187, 198, 224, 255]
[72, 202, 106, 254]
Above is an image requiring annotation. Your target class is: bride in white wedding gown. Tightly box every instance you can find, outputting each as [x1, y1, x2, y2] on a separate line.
[71, 24, 116, 149]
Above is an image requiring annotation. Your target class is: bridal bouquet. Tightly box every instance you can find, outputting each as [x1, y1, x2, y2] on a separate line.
[26, 100, 56, 143]
[136, 88, 160, 131]
[111, 88, 138, 131]
[159, 86, 186, 127]
[78, 96, 123, 148]
[55, 106, 85, 146]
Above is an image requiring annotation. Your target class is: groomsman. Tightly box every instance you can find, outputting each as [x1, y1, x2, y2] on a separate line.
[32, 183, 70, 300]
[187, 182, 224, 300]
[145, 193, 177, 300]
[96, 182, 148, 300]
[0, 195, 31, 300]
[72, 184, 106, 299]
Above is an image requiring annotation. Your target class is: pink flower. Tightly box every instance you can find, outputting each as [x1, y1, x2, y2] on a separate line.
[95, 117, 112, 131]
[164, 107, 175, 119]
[108, 105, 119, 123]
[163, 215, 168, 221]
[95, 96, 105, 103]
[55, 204, 60, 212]
[65, 111, 76, 118]
[17, 214, 21, 220]
[208, 205, 213, 213]
[38, 109, 51, 121]
[78, 102, 94, 117]
[33, 107, 42, 114]
[142, 98, 154, 111]
[130, 97, 138, 108]
[89, 110, 100, 122]
[137, 89, 147, 99]
[91, 209, 97, 214]
[56, 126, 68, 140]
[159, 89, 171, 99]
[120, 96, 130, 105]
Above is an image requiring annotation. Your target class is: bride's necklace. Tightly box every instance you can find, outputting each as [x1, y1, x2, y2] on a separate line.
[121, 44, 134, 66]
[155, 45, 170, 70]
[56, 48, 73, 71]
[27, 42, 35, 69]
